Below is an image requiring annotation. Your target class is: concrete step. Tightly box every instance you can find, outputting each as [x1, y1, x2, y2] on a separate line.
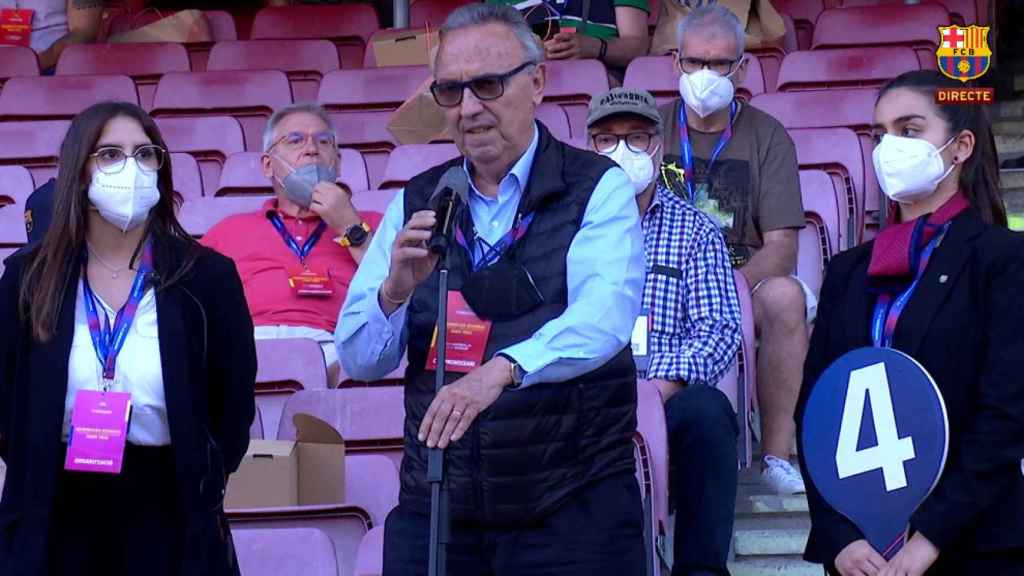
[728, 557, 822, 576]
[733, 516, 811, 557]
[735, 493, 809, 517]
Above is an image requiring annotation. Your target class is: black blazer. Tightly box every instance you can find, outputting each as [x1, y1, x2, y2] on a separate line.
[798, 209, 1024, 572]
[0, 236, 256, 576]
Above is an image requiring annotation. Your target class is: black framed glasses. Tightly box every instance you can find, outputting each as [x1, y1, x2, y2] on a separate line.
[430, 61, 538, 108]
[90, 145, 166, 174]
[678, 56, 741, 76]
[591, 132, 658, 154]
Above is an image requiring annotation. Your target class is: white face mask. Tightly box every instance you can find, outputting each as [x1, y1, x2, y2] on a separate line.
[603, 141, 658, 195]
[678, 68, 736, 119]
[88, 158, 161, 233]
[872, 134, 957, 204]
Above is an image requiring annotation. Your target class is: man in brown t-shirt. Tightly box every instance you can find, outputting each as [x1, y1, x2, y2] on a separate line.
[658, 5, 811, 496]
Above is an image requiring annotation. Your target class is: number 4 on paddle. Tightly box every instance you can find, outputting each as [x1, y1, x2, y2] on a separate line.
[835, 362, 916, 492]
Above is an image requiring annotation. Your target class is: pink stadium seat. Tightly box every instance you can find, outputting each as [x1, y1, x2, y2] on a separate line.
[250, 5, 381, 69]
[799, 169, 842, 259]
[378, 143, 460, 190]
[216, 150, 369, 197]
[0, 166, 34, 247]
[746, 47, 784, 96]
[233, 528, 340, 576]
[811, 4, 950, 69]
[354, 526, 384, 576]
[105, 10, 238, 71]
[543, 59, 610, 137]
[0, 45, 39, 89]
[208, 40, 340, 103]
[732, 270, 757, 469]
[170, 152, 203, 199]
[150, 70, 293, 151]
[155, 116, 246, 196]
[635, 379, 669, 575]
[409, 0, 474, 27]
[0, 75, 138, 121]
[350, 189, 400, 220]
[841, 0, 976, 26]
[772, 0, 827, 49]
[776, 46, 920, 92]
[535, 102, 572, 142]
[177, 195, 266, 236]
[0, 120, 70, 184]
[55, 43, 190, 110]
[797, 223, 825, 303]
[254, 337, 330, 439]
[622, 54, 766, 106]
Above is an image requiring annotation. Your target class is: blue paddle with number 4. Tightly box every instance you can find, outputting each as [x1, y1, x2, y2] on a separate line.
[802, 347, 949, 559]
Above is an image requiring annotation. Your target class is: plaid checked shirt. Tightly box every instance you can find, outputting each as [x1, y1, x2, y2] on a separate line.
[641, 181, 742, 386]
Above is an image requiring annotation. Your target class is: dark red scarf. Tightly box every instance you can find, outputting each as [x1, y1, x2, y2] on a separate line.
[867, 193, 969, 280]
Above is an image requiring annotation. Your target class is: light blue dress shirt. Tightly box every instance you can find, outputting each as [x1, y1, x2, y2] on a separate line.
[335, 128, 646, 388]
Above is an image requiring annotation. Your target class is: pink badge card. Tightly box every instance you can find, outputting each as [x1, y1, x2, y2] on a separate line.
[64, 390, 132, 474]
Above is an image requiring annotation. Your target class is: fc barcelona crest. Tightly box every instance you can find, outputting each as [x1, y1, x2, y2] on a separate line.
[936, 25, 992, 83]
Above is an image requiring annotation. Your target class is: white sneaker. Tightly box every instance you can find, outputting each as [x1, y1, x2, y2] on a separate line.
[762, 455, 806, 495]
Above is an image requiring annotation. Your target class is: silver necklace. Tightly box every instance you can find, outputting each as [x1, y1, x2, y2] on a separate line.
[86, 243, 132, 279]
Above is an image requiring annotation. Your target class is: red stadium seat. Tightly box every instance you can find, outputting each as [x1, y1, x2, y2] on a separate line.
[0, 75, 138, 121]
[797, 223, 825, 303]
[410, 0, 474, 27]
[635, 379, 670, 575]
[253, 337, 330, 439]
[379, 143, 460, 190]
[170, 152, 203, 199]
[776, 46, 920, 91]
[156, 116, 246, 196]
[217, 150, 370, 197]
[350, 188, 400, 219]
[233, 528, 339, 576]
[0, 120, 70, 184]
[104, 10, 237, 71]
[543, 59, 610, 137]
[841, 0, 976, 26]
[535, 103, 572, 142]
[733, 270, 757, 469]
[55, 43, 190, 110]
[207, 40, 340, 103]
[772, 0, 827, 49]
[799, 169, 842, 260]
[0, 45, 39, 90]
[150, 70, 293, 151]
[250, 5, 381, 69]
[177, 195, 266, 237]
[623, 54, 766, 107]
[812, 4, 950, 69]
[0, 166, 34, 246]
[355, 526, 384, 576]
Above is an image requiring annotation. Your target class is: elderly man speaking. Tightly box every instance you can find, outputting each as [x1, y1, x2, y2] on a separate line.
[336, 3, 646, 574]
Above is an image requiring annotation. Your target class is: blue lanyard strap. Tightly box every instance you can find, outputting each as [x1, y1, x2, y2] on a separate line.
[870, 221, 951, 348]
[455, 212, 536, 272]
[678, 100, 737, 202]
[268, 212, 327, 264]
[81, 240, 154, 382]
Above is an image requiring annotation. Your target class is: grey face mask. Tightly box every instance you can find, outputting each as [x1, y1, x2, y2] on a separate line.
[275, 158, 338, 208]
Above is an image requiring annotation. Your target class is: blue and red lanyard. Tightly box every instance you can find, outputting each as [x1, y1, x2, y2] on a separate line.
[678, 101, 738, 202]
[268, 212, 327, 265]
[870, 221, 951, 348]
[81, 240, 154, 383]
[455, 212, 536, 272]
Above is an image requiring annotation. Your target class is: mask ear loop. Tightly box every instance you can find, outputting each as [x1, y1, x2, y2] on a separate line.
[933, 135, 960, 185]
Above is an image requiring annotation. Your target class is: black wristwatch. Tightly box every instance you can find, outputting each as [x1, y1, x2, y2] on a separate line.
[339, 221, 371, 248]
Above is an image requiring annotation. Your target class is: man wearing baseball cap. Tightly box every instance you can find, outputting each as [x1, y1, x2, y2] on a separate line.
[588, 87, 742, 576]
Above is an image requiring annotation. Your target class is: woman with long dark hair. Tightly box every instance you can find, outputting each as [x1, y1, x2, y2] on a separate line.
[0, 101, 256, 575]
[797, 70, 1024, 576]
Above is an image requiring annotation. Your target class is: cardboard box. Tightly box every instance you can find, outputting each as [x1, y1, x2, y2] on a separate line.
[372, 27, 440, 67]
[225, 413, 346, 509]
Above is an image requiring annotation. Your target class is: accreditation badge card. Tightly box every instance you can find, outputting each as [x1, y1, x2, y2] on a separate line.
[65, 390, 132, 474]
[0, 9, 32, 46]
[289, 268, 334, 298]
[426, 291, 493, 374]
[631, 309, 651, 373]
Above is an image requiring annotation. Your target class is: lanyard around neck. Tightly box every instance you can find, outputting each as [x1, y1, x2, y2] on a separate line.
[677, 100, 737, 202]
[267, 212, 327, 264]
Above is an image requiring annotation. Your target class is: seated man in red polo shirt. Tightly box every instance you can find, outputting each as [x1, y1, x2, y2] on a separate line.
[202, 103, 380, 384]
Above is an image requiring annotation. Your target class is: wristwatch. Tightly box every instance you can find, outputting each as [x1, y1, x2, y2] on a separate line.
[498, 353, 525, 388]
[338, 221, 371, 248]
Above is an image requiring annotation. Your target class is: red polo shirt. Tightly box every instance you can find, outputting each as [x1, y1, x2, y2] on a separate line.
[201, 199, 382, 333]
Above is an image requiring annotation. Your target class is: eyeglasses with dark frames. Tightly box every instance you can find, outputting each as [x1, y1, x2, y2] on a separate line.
[430, 61, 538, 108]
[90, 145, 166, 174]
[677, 56, 742, 76]
[591, 132, 659, 154]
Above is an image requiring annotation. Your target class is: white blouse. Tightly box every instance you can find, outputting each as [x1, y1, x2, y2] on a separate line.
[63, 280, 171, 446]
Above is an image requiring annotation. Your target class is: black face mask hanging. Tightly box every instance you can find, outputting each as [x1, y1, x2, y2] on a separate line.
[460, 254, 544, 321]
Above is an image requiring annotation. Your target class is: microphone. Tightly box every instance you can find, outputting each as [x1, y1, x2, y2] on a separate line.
[427, 166, 469, 256]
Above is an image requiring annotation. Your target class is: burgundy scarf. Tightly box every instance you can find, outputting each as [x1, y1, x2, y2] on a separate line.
[867, 193, 969, 280]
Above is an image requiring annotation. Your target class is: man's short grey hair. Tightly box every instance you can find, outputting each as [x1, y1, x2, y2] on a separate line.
[439, 3, 545, 65]
[677, 5, 745, 60]
[261, 102, 337, 153]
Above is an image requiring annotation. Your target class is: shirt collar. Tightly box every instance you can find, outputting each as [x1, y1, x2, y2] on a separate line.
[463, 124, 540, 203]
[263, 198, 323, 223]
[648, 179, 686, 214]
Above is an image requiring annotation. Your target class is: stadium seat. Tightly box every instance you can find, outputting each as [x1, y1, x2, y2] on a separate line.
[622, 54, 766, 106]
[634, 379, 670, 576]
[811, 4, 950, 69]
[772, 0, 827, 49]
[0, 166, 34, 246]
[150, 70, 293, 151]
[797, 223, 825, 303]
[104, 10, 237, 71]
[841, 0, 976, 26]
[233, 528, 340, 576]
[747, 46, 785, 95]
[254, 337, 330, 439]
[0, 75, 139, 121]
[55, 43, 190, 110]
[208, 40, 340, 103]
[543, 59, 610, 137]
[535, 102, 572, 142]
[170, 152, 203, 199]
[378, 143, 460, 189]
[350, 188, 400, 219]
[250, 5, 381, 69]
[776, 46, 920, 91]
[0, 45, 39, 90]
[354, 526, 384, 576]
[216, 150, 369, 197]
[409, 0, 474, 27]
[799, 169, 842, 260]
[0, 120, 71, 184]
[177, 195, 266, 237]
[155, 116, 246, 196]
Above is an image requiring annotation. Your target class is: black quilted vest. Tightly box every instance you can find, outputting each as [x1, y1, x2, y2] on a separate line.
[399, 124, 638, 526]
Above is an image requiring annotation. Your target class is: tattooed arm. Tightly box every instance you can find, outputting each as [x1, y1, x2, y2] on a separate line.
[37, 0, 104, 70]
